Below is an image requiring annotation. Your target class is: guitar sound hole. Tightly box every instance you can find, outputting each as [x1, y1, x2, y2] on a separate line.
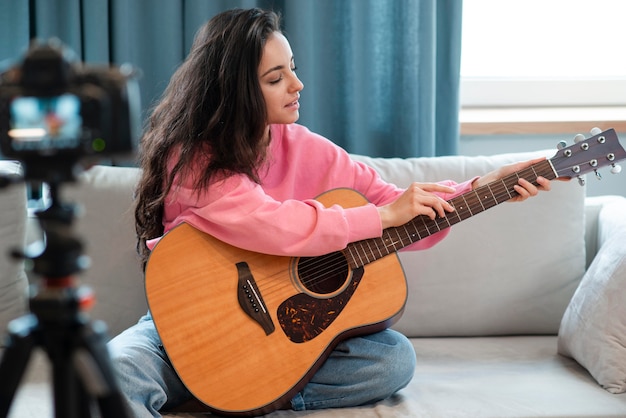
[297, 252, 349, 295]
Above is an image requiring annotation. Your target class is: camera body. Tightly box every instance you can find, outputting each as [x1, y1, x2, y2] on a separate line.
[0, 39, 140, 181]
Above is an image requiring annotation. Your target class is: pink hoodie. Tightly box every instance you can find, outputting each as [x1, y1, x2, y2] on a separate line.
[147, 123, 473, 256]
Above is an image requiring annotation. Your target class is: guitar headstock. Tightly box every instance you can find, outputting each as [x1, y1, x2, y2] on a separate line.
[550, 128, 626, 185]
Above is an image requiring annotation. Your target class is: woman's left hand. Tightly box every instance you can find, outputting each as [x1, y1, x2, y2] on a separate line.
[471, 157, 552, 203]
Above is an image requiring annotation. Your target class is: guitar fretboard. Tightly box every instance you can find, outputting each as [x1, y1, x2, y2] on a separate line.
[344, 159, 556, 269]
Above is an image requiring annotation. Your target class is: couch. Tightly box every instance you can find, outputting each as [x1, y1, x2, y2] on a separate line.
[1, 148, 625, 418]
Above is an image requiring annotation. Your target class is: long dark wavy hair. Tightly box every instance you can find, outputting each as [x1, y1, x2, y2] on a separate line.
[134, 8, 281, 269]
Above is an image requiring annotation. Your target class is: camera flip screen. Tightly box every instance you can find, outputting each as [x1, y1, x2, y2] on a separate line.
[8, 94, 82, 151]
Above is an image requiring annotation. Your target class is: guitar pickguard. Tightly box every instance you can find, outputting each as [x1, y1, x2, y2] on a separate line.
[277, 267, 364, 343]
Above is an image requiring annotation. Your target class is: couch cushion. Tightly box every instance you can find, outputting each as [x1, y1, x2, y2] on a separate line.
[0, 161, 28, 341]
[558, 196, 626, 394]
[352, 151, 587, 336]
[63, 165, 146, 338]
[9, 336, 626, 417]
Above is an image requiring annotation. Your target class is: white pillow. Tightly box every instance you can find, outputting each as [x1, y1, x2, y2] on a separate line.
[558, 197, 626, 394]
[0, 161, 28, 339]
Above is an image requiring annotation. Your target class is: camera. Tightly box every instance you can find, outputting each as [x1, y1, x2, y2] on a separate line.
[0, 40, 139, 418]
[0, 39, 140, 182]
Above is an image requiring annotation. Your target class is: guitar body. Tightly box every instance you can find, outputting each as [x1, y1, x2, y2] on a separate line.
[145, 188, 408, 416]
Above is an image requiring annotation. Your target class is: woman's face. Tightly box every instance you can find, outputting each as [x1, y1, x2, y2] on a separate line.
[258, 32, 304, 125]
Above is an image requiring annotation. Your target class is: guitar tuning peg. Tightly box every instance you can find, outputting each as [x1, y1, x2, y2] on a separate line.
[577, 176, 586, 186]
[573, 134, 585, 143]
[611, 164, 622, 174]
[557, 140, 567, 150]
[594, 170, 602, 180]
[590, 127, 602, 136]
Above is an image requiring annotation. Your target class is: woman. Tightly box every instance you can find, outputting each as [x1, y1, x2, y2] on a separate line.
[108, 8, 550, 416]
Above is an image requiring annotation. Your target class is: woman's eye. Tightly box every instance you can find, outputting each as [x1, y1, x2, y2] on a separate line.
[269, 76, 283, 85]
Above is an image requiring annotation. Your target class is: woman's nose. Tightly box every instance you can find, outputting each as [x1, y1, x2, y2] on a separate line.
[290, 74, 304, 92]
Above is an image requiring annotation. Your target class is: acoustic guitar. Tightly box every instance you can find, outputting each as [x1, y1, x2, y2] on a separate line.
[145, 128, 625, 416]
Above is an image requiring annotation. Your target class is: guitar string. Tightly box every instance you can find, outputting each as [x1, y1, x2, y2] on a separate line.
[276, 154, 606, 293]
[256, 145, 607, 294]
[256, 165, 557, 297]
[246, 148, 612, 297]
[305, 163, 552, 285]
[254, 252, 348, 297]
[297, 164, 556, 288]
[256, 163, 557, 296]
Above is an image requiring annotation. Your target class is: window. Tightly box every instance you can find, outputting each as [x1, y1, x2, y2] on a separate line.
[460, 0, 626, 107]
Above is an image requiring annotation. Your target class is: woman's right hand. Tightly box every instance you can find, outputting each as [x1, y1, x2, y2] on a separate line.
[377, 182, 456, 229]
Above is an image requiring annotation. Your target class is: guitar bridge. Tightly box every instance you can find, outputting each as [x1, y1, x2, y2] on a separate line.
[236, 262, 275, 335]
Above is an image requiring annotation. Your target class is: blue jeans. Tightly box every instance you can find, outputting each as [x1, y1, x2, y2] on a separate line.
[107, 313, 415, 417]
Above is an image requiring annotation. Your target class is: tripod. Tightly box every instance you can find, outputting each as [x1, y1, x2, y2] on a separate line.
[0, 179, 129, 418]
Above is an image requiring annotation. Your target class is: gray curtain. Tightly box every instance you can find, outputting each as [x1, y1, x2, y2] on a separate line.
[0, 0, 462, 157]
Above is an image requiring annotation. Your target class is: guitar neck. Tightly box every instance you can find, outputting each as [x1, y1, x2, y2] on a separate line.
[344, 159, 557, 269]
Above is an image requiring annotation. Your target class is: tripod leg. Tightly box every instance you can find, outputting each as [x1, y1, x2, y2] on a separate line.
[73, 319, 130, 418]
[49, 358, 93, 418]
[49, 346, 82, 418]
[0, 315, 38, 418]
